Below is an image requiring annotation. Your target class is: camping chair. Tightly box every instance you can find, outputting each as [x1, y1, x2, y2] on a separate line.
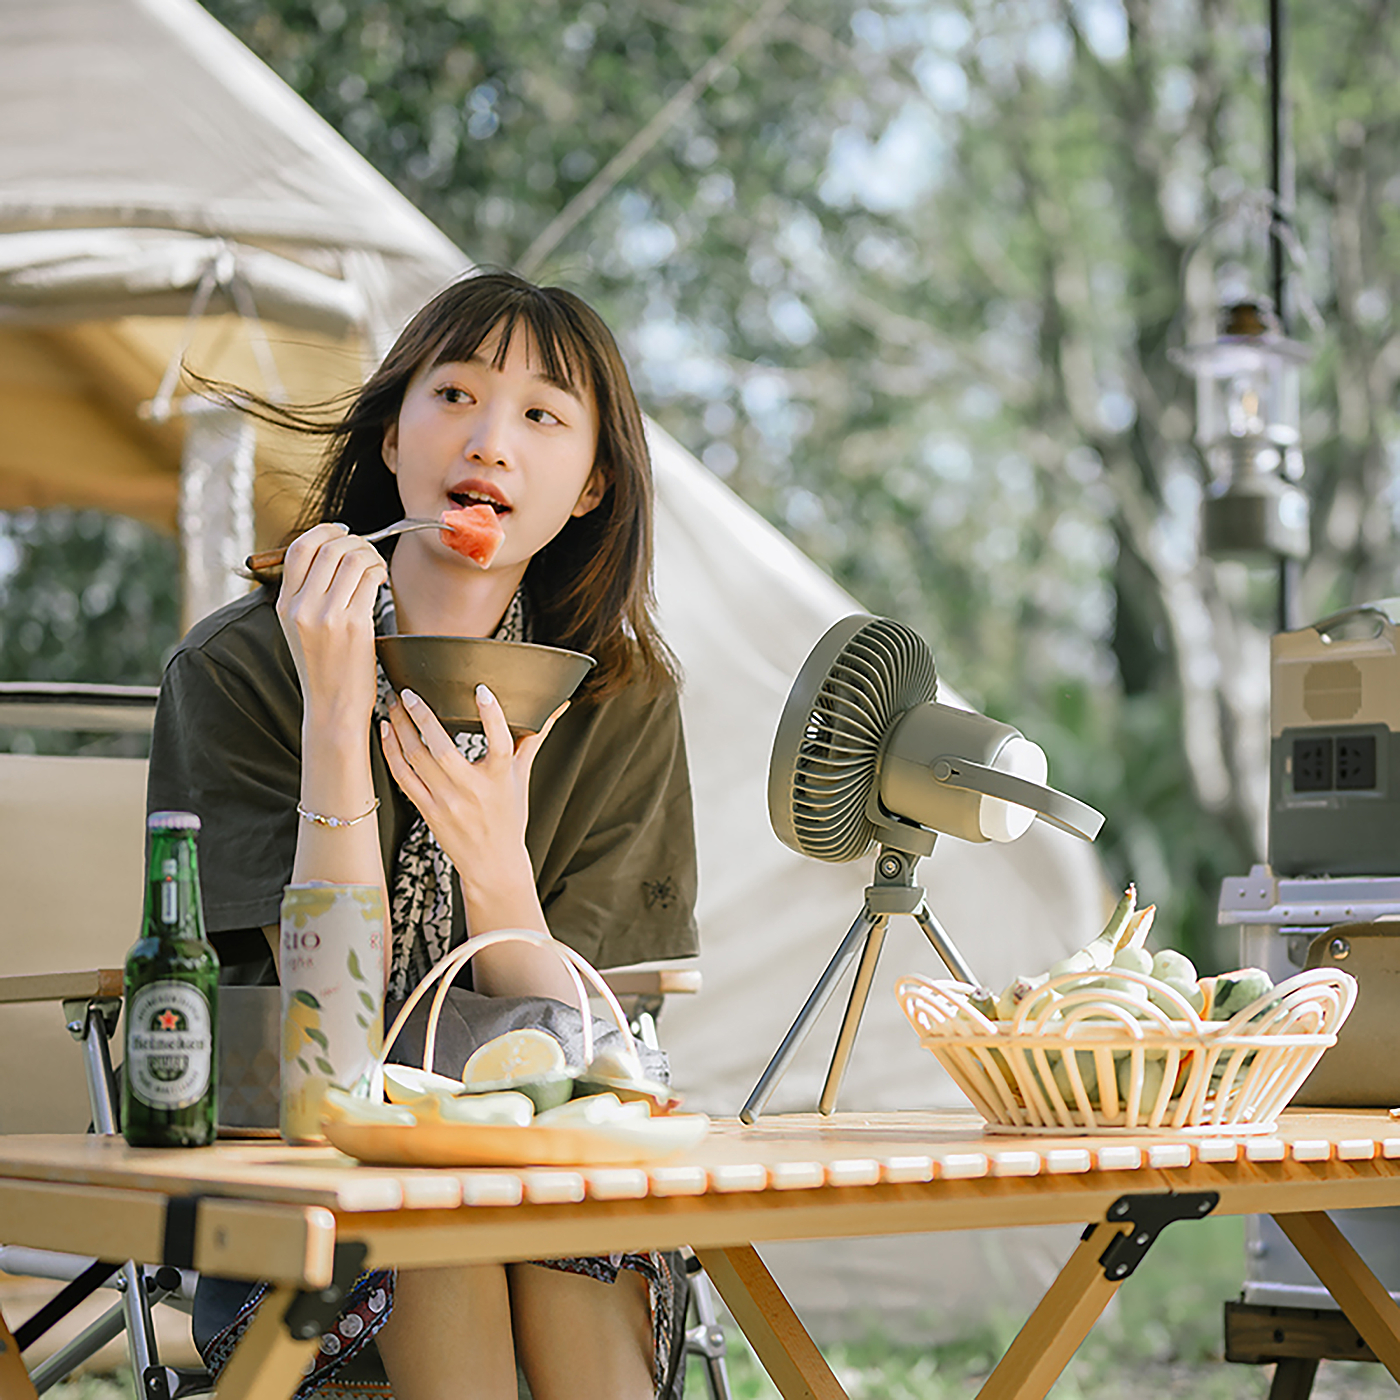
[0, 682, 730, 1400]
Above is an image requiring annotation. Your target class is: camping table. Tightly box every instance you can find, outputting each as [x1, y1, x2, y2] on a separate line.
[3, 1109, 1400, 1400]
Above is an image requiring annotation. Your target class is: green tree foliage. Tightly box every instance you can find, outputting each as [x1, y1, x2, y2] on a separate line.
[10, 0, 1400, 966]
[0, 510, 179, 754]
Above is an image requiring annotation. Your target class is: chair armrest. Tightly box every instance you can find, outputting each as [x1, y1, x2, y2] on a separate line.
[600, 965, 702, 999]
[0, 970, 125, 1005]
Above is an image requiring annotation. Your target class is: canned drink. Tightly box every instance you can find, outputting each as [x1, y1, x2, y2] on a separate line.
[279, 883, 387, 1144]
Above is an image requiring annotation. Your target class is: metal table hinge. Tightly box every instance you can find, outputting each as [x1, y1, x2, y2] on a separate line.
[282, 1242, 370, 1341]
[1091, 1191, 1219, 1282]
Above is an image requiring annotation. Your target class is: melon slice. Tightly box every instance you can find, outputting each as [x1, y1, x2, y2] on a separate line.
[440, 503, 505, 567]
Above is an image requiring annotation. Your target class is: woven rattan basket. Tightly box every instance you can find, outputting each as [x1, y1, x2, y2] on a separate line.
[896, 966, 1356, 1135]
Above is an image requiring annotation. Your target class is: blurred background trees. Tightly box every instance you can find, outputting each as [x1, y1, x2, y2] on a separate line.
[5, 0, 1399, 967]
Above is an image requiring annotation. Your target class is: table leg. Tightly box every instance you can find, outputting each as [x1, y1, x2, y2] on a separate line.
[975, 1220, 1129, 1400]
[0, 1305, 38, 1400]
[211, 1284, 322, 1400]
[1274, 1211, 1400, 1382]
[694, 1246, 847, 1400]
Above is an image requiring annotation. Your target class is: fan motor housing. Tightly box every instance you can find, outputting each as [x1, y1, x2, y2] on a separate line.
[879, 702, 1027, 843]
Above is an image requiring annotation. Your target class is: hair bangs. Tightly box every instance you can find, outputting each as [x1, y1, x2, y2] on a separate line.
[427, 291, 592, 401]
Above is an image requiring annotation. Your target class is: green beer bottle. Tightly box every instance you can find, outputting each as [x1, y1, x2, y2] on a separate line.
[122, 811, 220, 1147]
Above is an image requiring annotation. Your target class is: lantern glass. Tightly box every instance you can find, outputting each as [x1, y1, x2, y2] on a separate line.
[1184, 336, 1305, 454]
[1171, 298, 1313, 562]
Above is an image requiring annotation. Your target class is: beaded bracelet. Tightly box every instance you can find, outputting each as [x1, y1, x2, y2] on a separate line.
[296, 797, 381, 829]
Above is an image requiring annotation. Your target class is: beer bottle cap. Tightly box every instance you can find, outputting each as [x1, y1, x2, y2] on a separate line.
[147, 810, 201, 832]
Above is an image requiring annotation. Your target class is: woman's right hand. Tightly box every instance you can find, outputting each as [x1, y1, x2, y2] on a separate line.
[275, 523, 388, 732]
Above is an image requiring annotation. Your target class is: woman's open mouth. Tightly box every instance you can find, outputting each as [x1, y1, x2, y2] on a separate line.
[447, 483, 511, 515]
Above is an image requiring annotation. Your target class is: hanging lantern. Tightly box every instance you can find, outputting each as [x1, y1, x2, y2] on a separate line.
[1172, 298, 1311, 561]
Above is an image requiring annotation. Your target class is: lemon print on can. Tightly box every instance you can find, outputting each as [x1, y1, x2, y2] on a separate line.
[284, 990, 330, 1076]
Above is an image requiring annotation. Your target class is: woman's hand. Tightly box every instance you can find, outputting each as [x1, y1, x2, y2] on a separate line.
[380, 684, 573, 997]
[275, 523, 388, 733]
[382, 684, 565, 873]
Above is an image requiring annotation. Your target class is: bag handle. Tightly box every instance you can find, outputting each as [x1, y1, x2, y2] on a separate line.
[370, 929, 643, 1100]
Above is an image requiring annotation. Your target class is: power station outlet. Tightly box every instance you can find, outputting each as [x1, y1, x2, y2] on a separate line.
[1293, 738, 1333, 793]
[1290, 733, 1378, 793]
[1337, 735, 1378, 790]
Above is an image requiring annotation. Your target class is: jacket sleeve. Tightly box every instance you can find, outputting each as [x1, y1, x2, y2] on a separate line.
[145, 606, 305, 961]
[525, 677, 700, 971]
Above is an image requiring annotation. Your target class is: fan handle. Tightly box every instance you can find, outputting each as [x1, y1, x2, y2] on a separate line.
[927, 757, 1105, 841]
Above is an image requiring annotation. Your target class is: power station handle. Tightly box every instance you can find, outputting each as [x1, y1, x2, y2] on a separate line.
[1308, 602, 1396, 640]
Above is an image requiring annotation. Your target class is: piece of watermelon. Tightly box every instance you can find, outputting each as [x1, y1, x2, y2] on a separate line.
[439, 504, 505, 567]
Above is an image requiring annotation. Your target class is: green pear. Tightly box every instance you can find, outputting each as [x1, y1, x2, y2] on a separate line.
[1110, 946, 1154, 976]
[1210, 968, 1275, 1022]
[1151, 949, 1198, 985]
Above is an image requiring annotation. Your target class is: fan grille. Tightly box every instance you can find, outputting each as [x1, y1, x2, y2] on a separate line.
[778, 616, 937, 861]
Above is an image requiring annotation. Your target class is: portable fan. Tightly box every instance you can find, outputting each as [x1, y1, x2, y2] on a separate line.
[742, 614, 1105, 1122]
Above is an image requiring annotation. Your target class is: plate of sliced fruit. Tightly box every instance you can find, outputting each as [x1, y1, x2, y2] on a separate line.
[321, 932, 710, 1167]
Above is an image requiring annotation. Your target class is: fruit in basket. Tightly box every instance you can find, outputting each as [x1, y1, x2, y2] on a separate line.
[322, 1086, 419, 1126]
[1111, 946, 1154, 977]
[535, 1092, 653, 1127]
[434, 1091, 535, 1127]
[1152, 948, 1198, 984]
[463, 1027, 567, 1082]
[461, 1028, 575, 1111]
[383, 1064, 473, 1103]
[1209, 967, 1275, 1021]
[1149, 976, 1205, 1016]
[573, 1049, 685, 1114]
[995, 973, 1050, 1020]
[1048, 1049, 1101, 1107]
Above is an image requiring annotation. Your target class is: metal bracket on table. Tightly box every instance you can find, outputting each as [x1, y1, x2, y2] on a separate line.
[1093, 1192, 1219, 1282]
[282, 1243, 370, 1341]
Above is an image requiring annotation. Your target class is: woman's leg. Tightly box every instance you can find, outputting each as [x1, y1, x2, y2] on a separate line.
[509, 1262, 655, 1400]
[376, 1263, 518, 1400]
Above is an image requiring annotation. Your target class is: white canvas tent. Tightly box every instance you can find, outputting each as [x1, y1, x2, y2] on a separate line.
[0, 0, 1108, 1341]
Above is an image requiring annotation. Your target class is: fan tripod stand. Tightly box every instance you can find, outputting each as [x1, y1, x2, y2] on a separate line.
[740, 845, 980, 1123]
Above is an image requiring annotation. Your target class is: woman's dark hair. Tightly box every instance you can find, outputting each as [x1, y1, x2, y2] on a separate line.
[249, 271, 673, 700]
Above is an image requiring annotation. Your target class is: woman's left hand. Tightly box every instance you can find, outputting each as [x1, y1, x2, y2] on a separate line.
[380, 683, 567, 903]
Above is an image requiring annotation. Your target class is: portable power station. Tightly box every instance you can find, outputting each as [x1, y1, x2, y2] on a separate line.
[1268, 599, 1400, 877]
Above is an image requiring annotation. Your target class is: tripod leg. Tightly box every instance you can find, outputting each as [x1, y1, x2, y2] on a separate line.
[911, 902, 980, 986]
[818, 917, 888, 1115]
[740, 908, 878, 1123]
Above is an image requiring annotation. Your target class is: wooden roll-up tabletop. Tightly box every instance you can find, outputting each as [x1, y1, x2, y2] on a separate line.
[7, 1111, 1400, 1400]
[2, 1110, 1400, 1276]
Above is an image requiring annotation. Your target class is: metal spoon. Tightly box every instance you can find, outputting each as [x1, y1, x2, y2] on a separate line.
[245, 518, 445, 572]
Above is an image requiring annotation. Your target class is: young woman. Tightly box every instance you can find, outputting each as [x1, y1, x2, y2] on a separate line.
[147, 271, 699, 1400]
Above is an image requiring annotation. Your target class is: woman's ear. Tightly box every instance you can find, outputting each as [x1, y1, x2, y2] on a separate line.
[382, 422, 399, 475]
[571, 469, 606, 518]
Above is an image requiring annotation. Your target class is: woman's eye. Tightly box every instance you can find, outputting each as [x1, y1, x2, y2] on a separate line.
[526, 407, 563, 426]
[436, 385, 473, 404]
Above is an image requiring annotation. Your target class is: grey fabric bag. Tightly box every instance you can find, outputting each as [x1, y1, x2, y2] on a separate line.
[384, 988, 670, 1084]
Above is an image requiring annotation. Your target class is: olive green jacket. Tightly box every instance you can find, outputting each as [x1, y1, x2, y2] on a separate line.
[147, 588, 700, 974]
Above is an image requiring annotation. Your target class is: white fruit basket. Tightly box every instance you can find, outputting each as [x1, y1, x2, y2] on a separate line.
[895, 967, 1357, 1135]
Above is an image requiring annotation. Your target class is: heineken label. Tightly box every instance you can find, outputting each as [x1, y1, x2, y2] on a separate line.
[127, 981, 213, 1109]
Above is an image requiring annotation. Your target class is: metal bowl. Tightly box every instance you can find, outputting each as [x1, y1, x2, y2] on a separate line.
[376, 636, 595, 736]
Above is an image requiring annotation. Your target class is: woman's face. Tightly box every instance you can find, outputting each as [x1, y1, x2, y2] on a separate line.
[381, 324, 603, 573]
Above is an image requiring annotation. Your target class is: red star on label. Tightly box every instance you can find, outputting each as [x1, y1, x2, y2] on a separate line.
[156, 1010, 180, 1031]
